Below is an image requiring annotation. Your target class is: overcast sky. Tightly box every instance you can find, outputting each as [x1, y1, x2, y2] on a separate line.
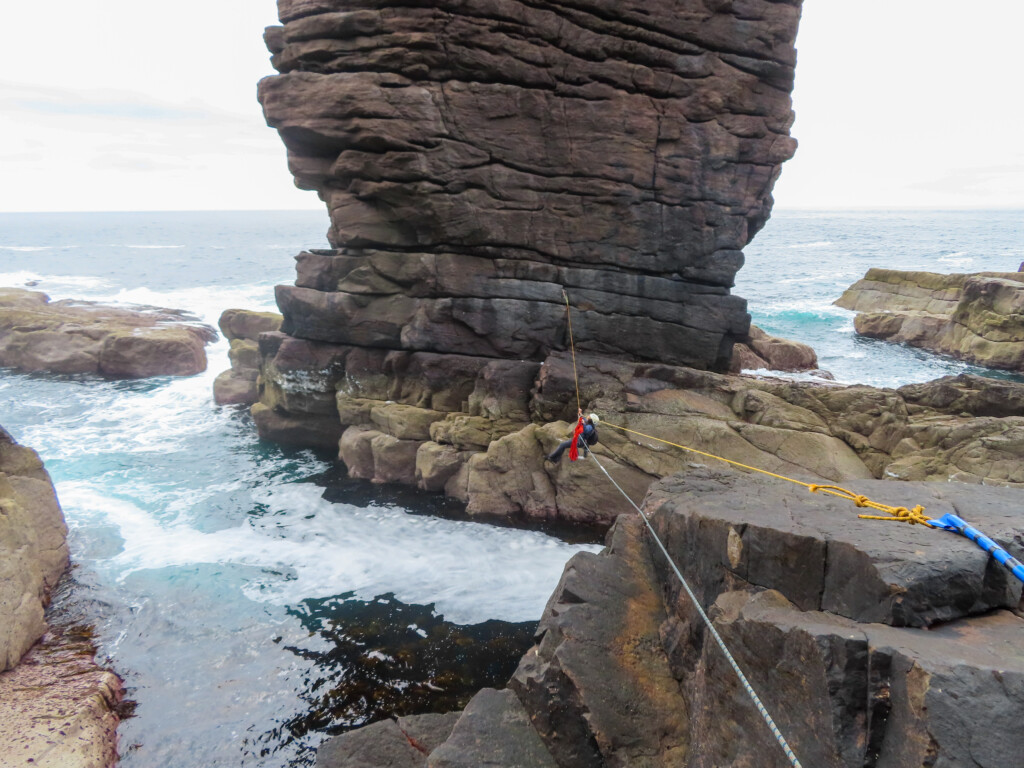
[1, 0, 1022, 212]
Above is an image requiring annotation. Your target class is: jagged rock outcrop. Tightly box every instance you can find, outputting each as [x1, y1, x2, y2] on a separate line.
[317, 468, 1024, 767]
[259, 0, 804, 371]
[0, 288, 217, 378]
[0, 426, 123, 767]
[255, 322, 1024, 525]
[730, 323, 819, 373]
[213, 308, 283, 405]
[835, 268, 1024, 370]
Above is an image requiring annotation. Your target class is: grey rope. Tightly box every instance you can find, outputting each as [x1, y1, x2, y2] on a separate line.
[590, 454, 804, 768]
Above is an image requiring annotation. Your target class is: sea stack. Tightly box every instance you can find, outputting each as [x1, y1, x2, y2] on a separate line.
[254, 0, 804, 475]
[258, 0, 800, 371]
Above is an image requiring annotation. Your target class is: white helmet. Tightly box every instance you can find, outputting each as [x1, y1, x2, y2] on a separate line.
[588, 413, 600, 424]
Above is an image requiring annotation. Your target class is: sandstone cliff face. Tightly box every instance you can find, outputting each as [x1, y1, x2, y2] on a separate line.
[0, 426, 123, 768]
[317, 469, 1024, 767]
[835, 268, 1024, 371]
[259, 0, 803, 370]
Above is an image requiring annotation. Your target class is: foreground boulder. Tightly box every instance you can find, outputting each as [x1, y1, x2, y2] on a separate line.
[213, 308, 283, 405]
[317, 467, 1024, 766]
[835, 268, 1024, 370]
[0, 426, 68, 670]
[0, 426, 123, 766]
[0, 288, 216, 378]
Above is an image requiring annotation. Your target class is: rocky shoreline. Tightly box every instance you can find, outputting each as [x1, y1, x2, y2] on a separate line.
[835, 268, 1024, 371]
[0, 426, 124, 767]
[0, 288, 216, 378]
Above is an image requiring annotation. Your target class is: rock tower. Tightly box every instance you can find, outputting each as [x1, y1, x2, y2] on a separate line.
[259, 0, 802, 371]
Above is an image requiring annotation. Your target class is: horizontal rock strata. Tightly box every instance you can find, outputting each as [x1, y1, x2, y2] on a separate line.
[0, 426, 123, 766]
[213, 308, 283, 405]
[835, 268, 1024, 370]
[0, 288, 216, 378]
[317, 468, 1024, 766]
[259, 0, 805, 370]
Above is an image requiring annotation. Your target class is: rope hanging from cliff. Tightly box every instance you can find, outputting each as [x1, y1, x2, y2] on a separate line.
[589, 453, 804, 768]
[562, 289, 581, 415]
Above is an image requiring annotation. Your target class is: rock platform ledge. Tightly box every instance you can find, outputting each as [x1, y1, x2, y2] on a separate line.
[317, 467, 1024, 767]
[836, 268, 1024, 371]
[0, 287, 216, 378]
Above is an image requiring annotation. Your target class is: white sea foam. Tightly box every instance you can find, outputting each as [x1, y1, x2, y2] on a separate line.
[938, 251, 975, 269]
[0, 245, 53, 252]
[787, 241, 833, 249]
[58, 482, 596, 625]
[121, 244, 187, 250]
[106, 284, 279, 327]
[0, 271, 113, 294]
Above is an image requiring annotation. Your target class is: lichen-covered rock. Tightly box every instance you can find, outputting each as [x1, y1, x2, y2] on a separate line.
[259, 0, 805, 371]
[0, 628, 123, 768]
[835, 268, 1024, 370]
[0, 288, 215, 378]
[213, 309, 284, 405]
[0, 427, 68, 672]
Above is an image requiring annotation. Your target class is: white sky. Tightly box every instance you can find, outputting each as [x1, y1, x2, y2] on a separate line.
[0, 0, 1021, 212]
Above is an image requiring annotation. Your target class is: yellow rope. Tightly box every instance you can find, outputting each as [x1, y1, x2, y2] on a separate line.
[562, 289, 581, 415]
[602, 421, 933, 527]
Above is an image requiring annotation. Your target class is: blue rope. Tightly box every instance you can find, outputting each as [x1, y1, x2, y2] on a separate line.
[928, 513, 1024, 584]
[590, 455, 803, 768]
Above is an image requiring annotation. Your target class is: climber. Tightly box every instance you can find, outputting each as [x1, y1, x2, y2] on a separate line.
[546, 410, 600, 463]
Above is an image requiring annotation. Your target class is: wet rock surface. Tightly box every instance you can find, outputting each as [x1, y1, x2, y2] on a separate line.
[0, 287, 216, 378]
[259, 0, 805, 371]
[835, 268, 1024, 371]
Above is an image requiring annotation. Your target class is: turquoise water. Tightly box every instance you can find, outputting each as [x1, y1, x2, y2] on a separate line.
[1, 209, 1022, 765]
[0, 212, 598, 766]
[738, 209, 1024, 387]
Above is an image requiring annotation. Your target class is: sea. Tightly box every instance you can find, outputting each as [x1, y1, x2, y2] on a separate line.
[0, 208, 1021, 766]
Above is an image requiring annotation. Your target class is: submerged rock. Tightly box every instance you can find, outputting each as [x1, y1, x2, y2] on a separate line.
[0, 288, 216, 378]
[835, 268, 1024, 370]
